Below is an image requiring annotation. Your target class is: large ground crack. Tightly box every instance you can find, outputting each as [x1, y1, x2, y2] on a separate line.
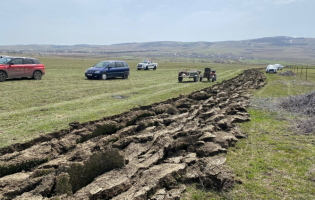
[0, 69, 266, 200]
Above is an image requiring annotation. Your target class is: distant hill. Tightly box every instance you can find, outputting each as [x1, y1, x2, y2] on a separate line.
[248, 36, 309, 46]
[1, 36, 314, 64]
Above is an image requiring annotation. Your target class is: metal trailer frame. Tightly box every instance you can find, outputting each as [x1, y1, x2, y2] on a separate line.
[178, 69, 202, 82]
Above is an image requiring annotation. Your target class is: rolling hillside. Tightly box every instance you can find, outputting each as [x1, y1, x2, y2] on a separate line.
[1, 36, 314, 64]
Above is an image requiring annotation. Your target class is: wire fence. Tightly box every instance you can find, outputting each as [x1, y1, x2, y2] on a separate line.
[285, 65, 315, 81]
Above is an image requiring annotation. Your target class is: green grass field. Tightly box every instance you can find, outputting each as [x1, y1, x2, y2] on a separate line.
[0, 57, 262, 147]
[183, 67, 315, 199]
[2, 56, 315, 198]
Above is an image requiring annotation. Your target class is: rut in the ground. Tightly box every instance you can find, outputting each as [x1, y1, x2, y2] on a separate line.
[0, 69, 266, 200]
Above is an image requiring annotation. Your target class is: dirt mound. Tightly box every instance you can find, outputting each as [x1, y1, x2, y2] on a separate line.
[278, 71, 296, 76]
[0, 69, 266, 200]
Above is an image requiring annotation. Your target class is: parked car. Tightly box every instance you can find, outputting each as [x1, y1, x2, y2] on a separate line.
[85, 60, 130, 80]
[274, 64, 283, 70]
[137, 60, 158, 70]
[266, 65, 277, 73]
[0, 57, 45, 82]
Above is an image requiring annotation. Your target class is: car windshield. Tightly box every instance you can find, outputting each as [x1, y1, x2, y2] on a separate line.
[94, 61, 109, 68]
[0, 57, 12, 64]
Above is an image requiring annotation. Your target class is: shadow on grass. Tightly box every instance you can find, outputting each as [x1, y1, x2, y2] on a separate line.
[85, 77, 128, 81]
[4, 77, 35, 82]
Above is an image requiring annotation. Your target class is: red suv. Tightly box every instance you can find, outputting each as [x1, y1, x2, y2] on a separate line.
[0, 57, 45, 82]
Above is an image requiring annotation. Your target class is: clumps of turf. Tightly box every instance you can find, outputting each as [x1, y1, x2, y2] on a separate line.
[60, 149, 125, 194]
[126, 112, 155, 126]
[0, 158, 49, 178]
[80, 121, 118, 143]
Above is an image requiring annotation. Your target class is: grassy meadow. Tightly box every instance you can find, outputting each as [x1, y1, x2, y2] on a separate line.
[0, 56, 261, 147]
[183, 68, 315, 199]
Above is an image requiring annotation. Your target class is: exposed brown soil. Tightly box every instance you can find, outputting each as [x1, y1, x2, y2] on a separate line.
[0, 69, 266, 200]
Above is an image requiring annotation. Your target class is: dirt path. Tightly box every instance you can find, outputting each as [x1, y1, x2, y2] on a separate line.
[0, 69, 266, 200]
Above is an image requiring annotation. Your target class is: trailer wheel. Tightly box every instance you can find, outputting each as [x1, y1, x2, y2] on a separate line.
[212, 77, 215, 82]
[200, 77, 203, 82]
[194, 77, 198, 82]
[207, 78, 210, 82]
[178, 77, 183, 82]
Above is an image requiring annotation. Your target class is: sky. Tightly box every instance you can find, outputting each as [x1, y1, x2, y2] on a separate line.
[0, 0, 314, 45]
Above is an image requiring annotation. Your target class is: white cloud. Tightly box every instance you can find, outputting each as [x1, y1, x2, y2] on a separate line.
[265, 0, 305, 5]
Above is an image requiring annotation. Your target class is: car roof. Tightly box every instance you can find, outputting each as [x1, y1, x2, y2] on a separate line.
[100, 60, 126, 62]
[2, 57, 39, 60]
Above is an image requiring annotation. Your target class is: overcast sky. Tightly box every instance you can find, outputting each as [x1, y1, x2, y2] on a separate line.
[0, 0, 314, 45]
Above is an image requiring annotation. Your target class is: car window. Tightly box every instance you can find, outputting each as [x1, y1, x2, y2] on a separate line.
[116, 62, 124, 68]
[109, 62, 116, 68]
[94, 62, 104, 68]
[32, 59, 40, 64]
[123, 62, 128, 68]
[24, 58, 33, 64]
[11, 58, 23, 64]
[102, 62, 109, 67]
[0, 58, 12, 64]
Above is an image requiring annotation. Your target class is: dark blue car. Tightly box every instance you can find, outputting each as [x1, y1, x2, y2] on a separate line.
[85, 60, 130, 80]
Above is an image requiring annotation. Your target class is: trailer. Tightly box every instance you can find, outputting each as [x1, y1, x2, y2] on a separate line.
[178, 69, 202, 82]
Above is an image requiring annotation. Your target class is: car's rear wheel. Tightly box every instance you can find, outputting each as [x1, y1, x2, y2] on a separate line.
[101, 73, 107, 80]
[137, 68, 141, 70]
[0, 71, 7, 82]
[178, 77, 183, 82]
[146, 66, 148, 70]
[33, 71, 42, 80]
[123, 73, 129, 79]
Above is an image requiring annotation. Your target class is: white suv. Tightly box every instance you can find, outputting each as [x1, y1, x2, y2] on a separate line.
[266, 65, 278, 73]
[274, 64, 283, 70]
